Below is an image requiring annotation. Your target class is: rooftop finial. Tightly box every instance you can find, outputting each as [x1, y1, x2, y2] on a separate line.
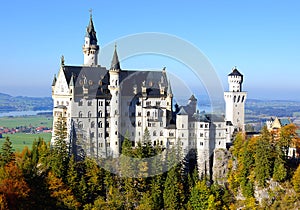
[89, 8, 93, 18]
[233, 66, 237, 71]
[61, 55, 65, 66]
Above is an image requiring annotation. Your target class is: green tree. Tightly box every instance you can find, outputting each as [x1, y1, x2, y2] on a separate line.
[292, 164, 300, 194]
[188, 179, 210, 210]
[163, 166, 184, 209]
[254, 126, 272, 187]
[272, 145, 287, 182]
[0, 137, 14, 166]
[51, 114, 69, 178]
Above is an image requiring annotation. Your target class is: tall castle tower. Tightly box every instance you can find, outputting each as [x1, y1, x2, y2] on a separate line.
[108, 45, 121, 157]
[82, 13, 99, 66]
[224, 67, 247, 131]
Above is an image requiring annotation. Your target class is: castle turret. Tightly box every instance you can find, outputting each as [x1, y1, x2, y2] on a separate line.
[108, 45, 121, 157]
[224, 67, 247, 131]
[82, 13, 99, 66]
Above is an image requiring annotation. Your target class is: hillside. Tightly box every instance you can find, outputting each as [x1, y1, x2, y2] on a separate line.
[0, 92, 52, 112]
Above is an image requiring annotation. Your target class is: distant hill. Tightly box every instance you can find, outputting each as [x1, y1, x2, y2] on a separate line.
[0, 92, 52, 112]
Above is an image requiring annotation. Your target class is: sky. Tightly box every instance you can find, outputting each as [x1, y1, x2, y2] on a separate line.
[0, 0, 299, 101]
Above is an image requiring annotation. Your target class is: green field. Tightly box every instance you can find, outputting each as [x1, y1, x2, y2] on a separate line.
[0, 115, 53, 128]
[0, 132, 52, 152]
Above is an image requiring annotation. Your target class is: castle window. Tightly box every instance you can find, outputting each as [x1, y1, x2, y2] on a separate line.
[154, 141, 156, 146]
[160, 141, 163, 145]
[99, 101, 103, 106]
[153, 131, 157, 136]
[148, 122, 151, 127]
[160, 122, 163, 127]
[88, 101, 92, 106]
[139, 132, 141, 136]
[182, 133, 184, 137]
[91, 121, 95, 128]
[237, 96, 240, 103]
[200, 142, 203, 146]
[156, 101, 160, 106]
[98, 111, 102, 118]
[241, 96, 245, 102]
[200, 133, 204, 137]
[115, 141, 118, 145]
[100, 143, 103, 147]
[115, 121, 117, 125]
[219, 141, 221, 145]
[205, 124, 208, 128]
[115, 131, 118, 135]
[138, 112, 141, 116]
[79, 111, 83, 118]
[79, 101, 83, 106]
[147, 111, 150, 117]
[169, 132, 174, 137]
[146, 101, 151, 106]
[138, 121, 141, 127]
[91, 132, 94, 138]
[78, 122, 83, 129]
[182, 124, 184, 128]
[98, 121, 103, 128]
[160, 131, 163, 136]
[88, 111, 92, 118]
[200, 124, 203, 128]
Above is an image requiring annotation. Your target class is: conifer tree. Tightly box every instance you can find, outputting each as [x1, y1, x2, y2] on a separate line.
[254, 126, 272, 187]
[0, 137, 14, 166]
[51, 114, 69, 178]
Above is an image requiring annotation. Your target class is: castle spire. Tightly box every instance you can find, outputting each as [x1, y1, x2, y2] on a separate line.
[110, 44, 121, 70]
[85, 11, 97, 44]
[167, 79, 173, 96]
[82, 11, 99, 66]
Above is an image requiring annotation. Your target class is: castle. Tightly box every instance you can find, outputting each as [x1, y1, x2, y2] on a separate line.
[51, 14, 247, 177]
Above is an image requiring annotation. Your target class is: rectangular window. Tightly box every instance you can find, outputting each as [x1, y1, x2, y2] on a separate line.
[200, 142, 203, 146]
[88, 101, 92, 106]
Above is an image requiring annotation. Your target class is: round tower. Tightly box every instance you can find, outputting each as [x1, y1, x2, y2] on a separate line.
[108, 45, 121, 157]
[82, 13, 99, 66]
[224, 67, 247, 131]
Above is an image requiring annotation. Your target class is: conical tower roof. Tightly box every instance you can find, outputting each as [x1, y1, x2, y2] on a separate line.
[110, 44, 121, 70]
[85, 14, 97, 44]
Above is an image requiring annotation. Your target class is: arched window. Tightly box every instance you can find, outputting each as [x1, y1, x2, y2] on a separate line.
[88, 111, 92, 118]
[147, 111, 150, 117]
[153, 131, 157, 136]
[138, 121, 142, 127]
[78, 122, 83, 129]
[241, 96, 245, 102]
[79, 111, 83, 118]
[160, 131, 163, 136]
[91, 121, 95, 128]
[233, 96, 236, 103]
[98, 111, 102, 118]
[237, 96, 240, 103]
[98, 121, 103, 128]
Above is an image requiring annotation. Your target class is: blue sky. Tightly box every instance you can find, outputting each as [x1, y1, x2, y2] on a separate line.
[0, 0, 299, 100]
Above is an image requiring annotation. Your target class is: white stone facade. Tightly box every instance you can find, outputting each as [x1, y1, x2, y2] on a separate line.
[51, 15, 246, 178]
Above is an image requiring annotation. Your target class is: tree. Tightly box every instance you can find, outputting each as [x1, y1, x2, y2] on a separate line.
[51, 114, 69, 178]
[0, 137, 14, 166]
[292, 164, 300, 194]
[47, 171, 80, 209]
[254, 126, 272, 187]
[279, 124, 297, 158]
[272, 145, 287, 182]
[188, 179, 210, 210]
[163, 166, 184, 209]
[0, 162, 30, 209]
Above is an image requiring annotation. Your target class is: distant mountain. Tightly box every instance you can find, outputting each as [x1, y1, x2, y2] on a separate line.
[0, 93, 52, 112]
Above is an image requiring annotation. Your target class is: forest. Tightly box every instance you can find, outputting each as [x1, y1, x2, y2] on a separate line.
[0, 116, 300, 209]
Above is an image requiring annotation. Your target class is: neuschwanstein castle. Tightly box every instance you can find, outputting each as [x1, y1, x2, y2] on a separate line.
[51, 14, 247, 177]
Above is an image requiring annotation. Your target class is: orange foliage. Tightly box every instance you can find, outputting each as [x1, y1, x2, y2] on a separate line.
[0, 162, 30, 209]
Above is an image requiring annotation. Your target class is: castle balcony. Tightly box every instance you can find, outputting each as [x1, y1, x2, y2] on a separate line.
[147, 117, 159, 122]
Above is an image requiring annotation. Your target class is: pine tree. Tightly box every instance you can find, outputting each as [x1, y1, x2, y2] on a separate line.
[254, 126, 272, 187]
[163, 166, 183, 209]
[273, 145, 287, 182]
[51, 114, 69, 178]
[0, 137, 14, 166]
[292, 164, 300, 194]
